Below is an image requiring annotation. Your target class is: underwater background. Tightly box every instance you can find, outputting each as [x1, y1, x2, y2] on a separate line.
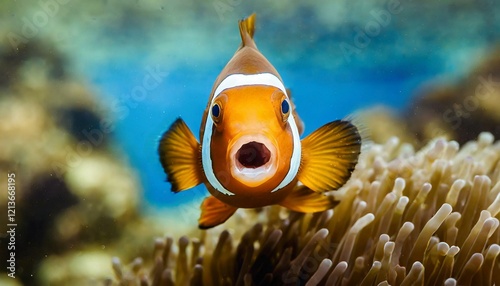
[1, 0, 500, 285]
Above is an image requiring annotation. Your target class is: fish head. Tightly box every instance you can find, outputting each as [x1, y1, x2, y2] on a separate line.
[208, 85, 296, 197]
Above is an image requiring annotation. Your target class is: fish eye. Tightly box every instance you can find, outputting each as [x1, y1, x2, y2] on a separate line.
[279, 98, 291, 123]
[212, 103, 220, 118]
[211, 102, 222, 124]
[272, 90, 290, 124]
[281, 99, 290, 115]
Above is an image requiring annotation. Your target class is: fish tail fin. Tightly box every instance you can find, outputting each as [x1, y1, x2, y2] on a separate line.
[199, 195, 238, 229]
[158, 118, 204, 192]
[238, 13, 257, 48]
[298, 120, 362, 192]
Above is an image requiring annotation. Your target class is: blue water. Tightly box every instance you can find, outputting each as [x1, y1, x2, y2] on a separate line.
[76, 1, 500, 210]
[89, 63, 436, 209]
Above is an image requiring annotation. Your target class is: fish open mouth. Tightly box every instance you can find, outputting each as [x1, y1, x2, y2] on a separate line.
[236, 141, 271, 168]
[229, 135, 277, 186]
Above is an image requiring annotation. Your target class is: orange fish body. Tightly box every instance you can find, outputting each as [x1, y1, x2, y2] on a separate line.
[159, 14, 361, 229]
[206, 85, 296, 208]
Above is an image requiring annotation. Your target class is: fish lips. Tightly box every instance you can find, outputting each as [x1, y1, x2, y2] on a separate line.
[229, 134, 278, 187]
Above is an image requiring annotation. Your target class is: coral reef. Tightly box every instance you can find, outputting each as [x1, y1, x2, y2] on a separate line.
[358, 47, 500, 148]
[0, 39, 143, 285]
[112, 132, 500, 285]
[407, 47, 500, 145]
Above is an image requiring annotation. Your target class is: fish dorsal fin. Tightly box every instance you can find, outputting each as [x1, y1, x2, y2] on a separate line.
[238, 13, 257, 49]
[199, 195, 238, 229]
[279, 185, 337, 213]
[298, 120, 361, 192]
[158, 118, 204, 192]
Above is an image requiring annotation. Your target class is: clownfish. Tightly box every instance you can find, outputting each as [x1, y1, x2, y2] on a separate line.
[158, 14, 361, 229]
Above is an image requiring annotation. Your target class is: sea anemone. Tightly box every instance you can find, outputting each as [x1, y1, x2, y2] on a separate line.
[112, 132, 500, 285]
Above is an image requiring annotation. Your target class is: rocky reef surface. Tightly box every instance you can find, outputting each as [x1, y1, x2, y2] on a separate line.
[359, 47, 500, 148]
[0, 39, 149, 285]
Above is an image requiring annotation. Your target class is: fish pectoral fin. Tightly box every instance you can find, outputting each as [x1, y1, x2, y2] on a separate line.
[199, 196, 238, 229]
[298, 120, 362, 192]
[158, 118, 204, 193]
[279, 185, 337, 213]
